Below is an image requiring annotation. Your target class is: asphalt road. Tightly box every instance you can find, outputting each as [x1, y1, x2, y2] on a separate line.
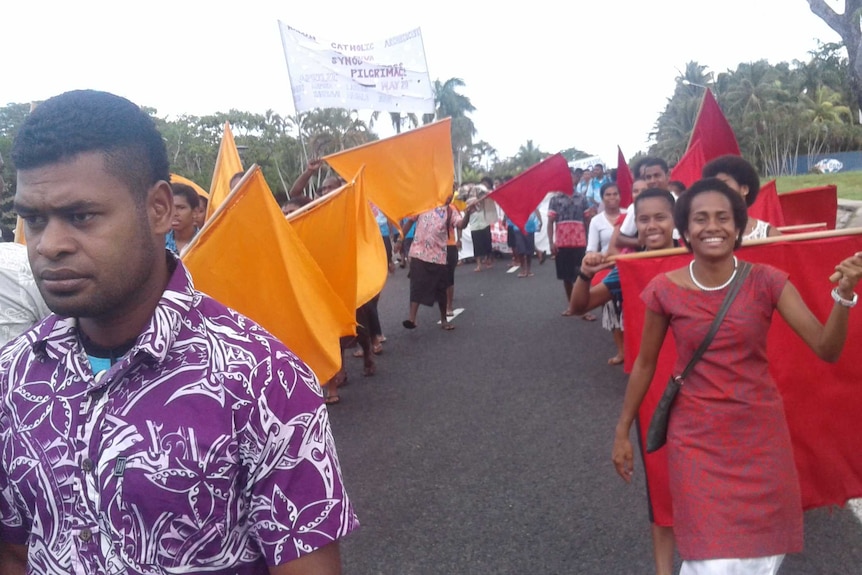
[328, 257, 862, 575]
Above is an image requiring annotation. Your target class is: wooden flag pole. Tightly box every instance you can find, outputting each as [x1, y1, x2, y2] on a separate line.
[608, 227, 862, 263]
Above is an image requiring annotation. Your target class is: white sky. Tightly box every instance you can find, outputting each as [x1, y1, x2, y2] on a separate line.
[1, 1, 843, 166]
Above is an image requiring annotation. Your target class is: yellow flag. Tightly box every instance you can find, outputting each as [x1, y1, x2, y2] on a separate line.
[288, 169, 388, 308]
[170, 173, 210, 199]
[324, 119, 454, 222]
[183, 165, 355, 383]
[206, 122, 243, 219]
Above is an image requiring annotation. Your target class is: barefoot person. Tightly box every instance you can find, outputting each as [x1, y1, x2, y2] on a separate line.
[403, 196, 472, 331]
[613, 178, 862, 575]
[584, 182, 627, 364]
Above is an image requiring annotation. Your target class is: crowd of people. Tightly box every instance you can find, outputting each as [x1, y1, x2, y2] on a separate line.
[1, 89, 861, 575]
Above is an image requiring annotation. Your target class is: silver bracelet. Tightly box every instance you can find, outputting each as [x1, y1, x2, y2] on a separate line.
[831, 287, 858, 308]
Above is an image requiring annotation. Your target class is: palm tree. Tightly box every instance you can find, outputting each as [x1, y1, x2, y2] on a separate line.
[426, 78, 477, 183]
[369, 111, 419, 134]
[512, 140, 548, 172]
[800, 86, 853, 124]
[722, 60, 784, 118]
[469, 140, 498, 172]
[300, 109, 374, 156]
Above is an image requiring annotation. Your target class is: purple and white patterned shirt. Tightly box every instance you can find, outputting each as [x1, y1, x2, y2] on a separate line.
[0, 259, 358, 574]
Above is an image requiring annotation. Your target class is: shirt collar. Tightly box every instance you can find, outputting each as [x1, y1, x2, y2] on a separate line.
[31, 252, 196, 368]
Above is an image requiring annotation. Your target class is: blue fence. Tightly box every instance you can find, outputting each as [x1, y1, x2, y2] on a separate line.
[794, 151, 862, 174]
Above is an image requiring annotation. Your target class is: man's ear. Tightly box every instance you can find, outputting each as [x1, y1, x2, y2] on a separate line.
[149, 180, 173, 235]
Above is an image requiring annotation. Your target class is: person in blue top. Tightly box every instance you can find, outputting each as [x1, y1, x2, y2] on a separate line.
[164, 183, 199, 256]
[507, 209, 542, 278]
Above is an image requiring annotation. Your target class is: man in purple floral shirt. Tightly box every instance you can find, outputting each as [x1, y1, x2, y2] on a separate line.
[0, 90, 357, 574]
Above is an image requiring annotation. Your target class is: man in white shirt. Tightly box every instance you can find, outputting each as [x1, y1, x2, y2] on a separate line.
[0, 242, 50, 347]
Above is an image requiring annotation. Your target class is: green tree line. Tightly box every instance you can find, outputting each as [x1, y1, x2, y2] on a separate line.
[4, 39, 862, 233]
[650, 42, 862, 176]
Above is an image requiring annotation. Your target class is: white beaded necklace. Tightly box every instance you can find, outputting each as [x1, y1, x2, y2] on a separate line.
[689, 256, 738, 291]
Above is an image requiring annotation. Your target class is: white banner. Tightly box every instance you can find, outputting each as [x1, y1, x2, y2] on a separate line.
[278, 22, 435, 115]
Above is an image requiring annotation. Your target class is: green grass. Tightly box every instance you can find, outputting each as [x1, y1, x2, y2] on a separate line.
[775, 172, 862, 201]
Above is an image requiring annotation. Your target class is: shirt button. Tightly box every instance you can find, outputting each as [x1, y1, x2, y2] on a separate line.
[82, 458, 93, 472]
[79, 528, 92, 542]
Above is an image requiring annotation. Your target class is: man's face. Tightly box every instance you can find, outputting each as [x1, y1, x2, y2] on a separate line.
[172, 195, 195, 233]
[15, 151, 169, 323]
[581, 170, 592, 182]
[631, 180, 648, 199]
[643, 164, 669, 190]
[592, 165, 604, 179]
[319, 178, 341, 196]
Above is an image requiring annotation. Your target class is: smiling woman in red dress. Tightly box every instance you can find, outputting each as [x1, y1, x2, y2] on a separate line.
[612, 178, 862, 575]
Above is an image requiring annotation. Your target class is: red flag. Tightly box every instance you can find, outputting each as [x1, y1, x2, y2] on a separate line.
[779, 185, 837, 230]
[616, 146, 634, 208]
[488, 153, 572, 231]
[669, 139, 706, 189]
[670, 89, 741, 187]
[617, 232, 862, 526]
[748, 180, 785, 228]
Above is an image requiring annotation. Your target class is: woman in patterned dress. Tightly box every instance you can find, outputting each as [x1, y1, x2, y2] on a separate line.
[612, 178, 862, 575]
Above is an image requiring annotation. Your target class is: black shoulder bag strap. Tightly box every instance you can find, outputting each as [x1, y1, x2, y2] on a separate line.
[645, 260, 752, 453]
[679, 260, 752, 381]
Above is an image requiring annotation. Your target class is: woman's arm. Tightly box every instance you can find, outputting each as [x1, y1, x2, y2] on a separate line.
[776, 253, 862, 362]
[586, 215, 600, 253]
[612, 308, 670, 482]
[565, 252, 614, 315]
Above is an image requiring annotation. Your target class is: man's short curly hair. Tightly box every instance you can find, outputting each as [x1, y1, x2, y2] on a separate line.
[11, 90, 169, 203]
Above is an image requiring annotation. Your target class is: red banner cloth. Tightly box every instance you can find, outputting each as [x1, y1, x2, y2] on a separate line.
[616, 146, 634, 208]
[748, 180, 786, 228]
[779, 185, 838, 230]
[670, 89, 741, 187]
[616, 235, 862, 526]
[488, 153, 572, 231]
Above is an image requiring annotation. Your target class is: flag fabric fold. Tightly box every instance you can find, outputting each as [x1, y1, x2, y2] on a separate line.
[670, 89, 741, 187]
[324, 119, 453, 223]
[288, 169, 388, 309]
[182, 165, 355, 383]
[206, 122, 243, 219]
[778, 185, 838, 230]
[170, 173, 210, 199]
[487, 153, 572, 231]
[747, 179, 785, 228]
[616, 146, 634, 208]
[616, 232, 862, 526]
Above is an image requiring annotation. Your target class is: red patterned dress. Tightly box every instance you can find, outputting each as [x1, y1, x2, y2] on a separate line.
[642, 263, 803, 560]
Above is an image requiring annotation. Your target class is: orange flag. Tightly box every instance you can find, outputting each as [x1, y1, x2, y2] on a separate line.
[183, 165, 355, 383]
[170, 173, 210, 199]
[324, 119, 453, 222]
[206, 122, 243, 219]
[288, 170, 388, 309]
